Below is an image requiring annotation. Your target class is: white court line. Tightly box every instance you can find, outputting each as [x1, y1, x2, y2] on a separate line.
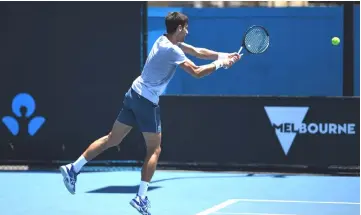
[213, 213, 296, 215]
[195, 199, 239, 215]
[195, 198, 360, 215]
[235, 199, 360, 205]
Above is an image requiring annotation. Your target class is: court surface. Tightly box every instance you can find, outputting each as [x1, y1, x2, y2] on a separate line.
[0, 169, 359, 215]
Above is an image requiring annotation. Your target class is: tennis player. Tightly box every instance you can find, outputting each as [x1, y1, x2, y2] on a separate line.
[60, 12, 241, 215]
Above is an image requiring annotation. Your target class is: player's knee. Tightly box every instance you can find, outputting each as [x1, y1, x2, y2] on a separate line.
[155, 146, 161, 156]
[150, 145, 161, 157]
[104, 132, 120, 148]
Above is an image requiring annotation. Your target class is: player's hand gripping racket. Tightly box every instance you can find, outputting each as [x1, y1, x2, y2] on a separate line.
[237, 25, 270, 55]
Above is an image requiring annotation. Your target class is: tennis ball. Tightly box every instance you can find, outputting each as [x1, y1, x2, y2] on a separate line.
[332, 37, 340, 46]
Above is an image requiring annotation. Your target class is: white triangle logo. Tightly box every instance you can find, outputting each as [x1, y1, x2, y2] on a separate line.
[264, 106, 309, 155]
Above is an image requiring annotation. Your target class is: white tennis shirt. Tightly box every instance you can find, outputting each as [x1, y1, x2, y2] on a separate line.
[131, 35, 187, 104]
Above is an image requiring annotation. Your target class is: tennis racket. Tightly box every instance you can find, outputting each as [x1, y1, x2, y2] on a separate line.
[237, 25, 270, 55]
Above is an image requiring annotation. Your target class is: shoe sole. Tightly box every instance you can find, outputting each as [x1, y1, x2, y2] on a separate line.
[59, 166, 75, 195]
[130, 200, 148, 215]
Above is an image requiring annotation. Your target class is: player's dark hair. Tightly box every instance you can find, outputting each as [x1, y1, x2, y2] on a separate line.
[165, 12, 188, 34]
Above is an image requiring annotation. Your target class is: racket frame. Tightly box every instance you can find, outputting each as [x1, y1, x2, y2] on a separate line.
[238, 25, 270, 54]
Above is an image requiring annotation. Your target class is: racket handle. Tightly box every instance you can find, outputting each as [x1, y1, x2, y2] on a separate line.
[237, 46, 243, 54]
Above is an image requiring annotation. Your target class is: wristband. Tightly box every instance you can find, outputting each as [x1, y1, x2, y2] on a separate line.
[217, 52, 228, 60]
[212, 60, 223, 70]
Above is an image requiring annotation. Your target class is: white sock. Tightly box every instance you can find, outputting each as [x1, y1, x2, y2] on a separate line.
[72, 155, 88, 173]
[137, 181, 149, 199]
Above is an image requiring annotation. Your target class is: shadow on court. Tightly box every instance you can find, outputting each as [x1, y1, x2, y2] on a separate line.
[150, 173, 286, 184]
[87, 185, 162, 194]
[86, 173, 286, 194]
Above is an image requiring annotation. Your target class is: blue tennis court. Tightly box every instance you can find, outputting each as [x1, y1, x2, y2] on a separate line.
[0, 2, 359, 215]
[0, 169, 359, 215]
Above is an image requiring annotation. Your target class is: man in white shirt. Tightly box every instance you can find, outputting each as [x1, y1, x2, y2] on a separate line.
[59, 12, 241, 215]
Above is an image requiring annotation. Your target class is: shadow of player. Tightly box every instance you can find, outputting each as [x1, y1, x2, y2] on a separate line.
[86, 174, 285, 194]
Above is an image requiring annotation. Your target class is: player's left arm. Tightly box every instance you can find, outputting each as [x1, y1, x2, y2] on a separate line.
[178, 42, 234, 61]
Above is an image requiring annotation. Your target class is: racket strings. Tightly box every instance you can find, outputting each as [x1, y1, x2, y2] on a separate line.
[244, 27, 269, 54]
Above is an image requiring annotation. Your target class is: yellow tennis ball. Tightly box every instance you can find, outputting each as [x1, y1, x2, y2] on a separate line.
[332, 37, 340, 46]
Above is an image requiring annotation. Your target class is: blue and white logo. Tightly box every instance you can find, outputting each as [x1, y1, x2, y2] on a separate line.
[264, 106, 356, 156]
[264, 106, 309, 155]
[2, 93, 45, 136]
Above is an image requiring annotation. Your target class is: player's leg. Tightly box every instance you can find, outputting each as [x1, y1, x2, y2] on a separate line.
[140, 131, 162, 192]
[130, 132, 161, 215]
[60, 89, 136, 194]
[72, 120, 132, 172]
[78, 121, 132, 163]
[129, 89, 161, 215]
[140, 132, 161, 183]
[60, 121, 132, 194]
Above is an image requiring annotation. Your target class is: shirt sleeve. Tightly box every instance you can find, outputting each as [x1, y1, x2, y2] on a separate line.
[170, 46, 187, 65]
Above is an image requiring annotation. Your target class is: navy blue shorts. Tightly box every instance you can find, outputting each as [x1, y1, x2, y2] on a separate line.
[117, 88, 161, 133]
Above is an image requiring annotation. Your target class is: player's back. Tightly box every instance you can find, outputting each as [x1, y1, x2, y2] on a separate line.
[131, 35, 186, 104]
[142, 35, 177, 81]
